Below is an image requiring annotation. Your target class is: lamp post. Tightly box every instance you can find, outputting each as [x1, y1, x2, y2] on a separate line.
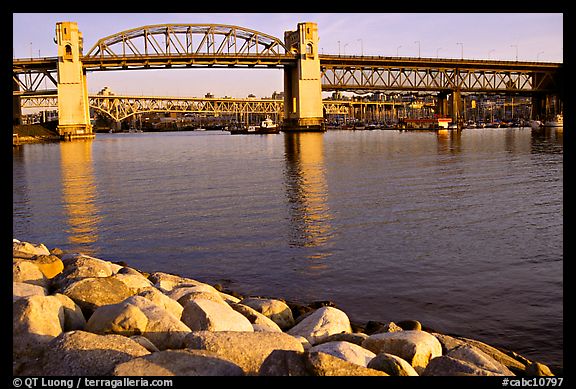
[397, 45, 402, 57]
[511, 44, 518, 61]
[537, 51, 544, 61]
[338, 40, 340, 56]
[414, 40, 420, 58]
[344, 42, 349, 55]
[436, 47, 442, 58]
[488, 49, 495, 59]
[357, 38, 363, 56]
[456, 42, 463, 59]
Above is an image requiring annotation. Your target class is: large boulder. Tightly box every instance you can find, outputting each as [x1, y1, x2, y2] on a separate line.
[147, 272, 207, 292]
[446, 344, 515, 375]
[423, 355, 505, 376]
[183, 330, 304, 375]
[51, 293, 87, 331]
[136, 287, 184, 319]
[229, 303, 283, 332]
[287, 306, 352, 345]
[13, 281, 47, 301]
[13, 295, 65, 358]
[13, 259, 48, 287]
[367, 353, 419, 376]
[110, 273, 154, 293]
[309, 341, 376, 367]
[61, 276, 137, 316]
[362, 330, 442, 374]
[258, 350, 311, 376]
[123, 296, 192, 350]
[40, 331, 150, 376]
[13, 240, 50, 258]
[86, 301, 149, 336]
[52, 254, 115, 291]
[304, 351, 388, 376]
[27, 255, 64, 279]
[239, 297, 295, 330]
[113, 349, 245, 376]
[180, 298, 254, 332]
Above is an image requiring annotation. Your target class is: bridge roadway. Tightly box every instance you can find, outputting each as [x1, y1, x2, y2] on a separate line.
[13, 54, 562, 95]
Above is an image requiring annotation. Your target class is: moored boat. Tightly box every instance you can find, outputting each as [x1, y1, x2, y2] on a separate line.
[543, 114, 563, 128]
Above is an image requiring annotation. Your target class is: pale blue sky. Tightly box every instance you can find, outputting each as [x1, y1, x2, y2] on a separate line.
[13, 13, 563, 98]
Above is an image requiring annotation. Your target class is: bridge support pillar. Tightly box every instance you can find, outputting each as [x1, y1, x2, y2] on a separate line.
[449, 89, 463, 126]
[437, 91, 449, 118]
[282, 22, 324, 132]
[56, 22, 94, 140]
[13, 78, 22, 125]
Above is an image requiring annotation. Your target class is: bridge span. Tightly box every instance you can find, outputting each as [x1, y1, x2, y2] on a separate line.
[13, 21, 563, 139]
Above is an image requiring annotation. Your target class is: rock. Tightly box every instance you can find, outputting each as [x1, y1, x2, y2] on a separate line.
[110, 273, 154, 293]
[86, 301, 149, 336]
[287, 306, 352, 345]
[362, 330, 442, 374]
[422, 355, 505, 376]
[167, 284, 222, 302]
[124, 296, 192, 350]
[113, 349, 245, 376]
[447, 344, 515, 375]
[147, 272, 206, 292]
[13, 295, 64, 358]
[305, 351, 388, 376]
[218, 291, 241, 304]
[62, 276, 137, 316]
[239, 297, 295, 330]
[49, 247, 65, 257]
[457, 336, 527, 374]
[367, 353, 419, 376]
[366, 321, 404, 335]
[41, 330, 150, 376]
[52, 254, 115, 291]
[314, 332, 369, 346]
[229, 303, 283, 332]
[13, 259, 48, 287]
[432, 332, 467, 354]
[397, 319, 423, 331]
[526, 361, 554, 376]
[259, 350, 311, 376]
[129, 335, 160, 352]
[184, 330, 304, 375]
[51, 293, 87, 331]
[177, 291, 228, 307]
[309, 341, 376, 367]
[181, 298, 254, 332]
[13, 281, 47, 301]
[136, 287, 184, 319]
[291, 335, 312, 350]
[13, 240, 50, 258]
[28, 254, 64, 279]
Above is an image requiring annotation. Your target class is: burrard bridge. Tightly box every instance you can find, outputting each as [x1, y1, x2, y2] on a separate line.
[13, 22, 563, 138]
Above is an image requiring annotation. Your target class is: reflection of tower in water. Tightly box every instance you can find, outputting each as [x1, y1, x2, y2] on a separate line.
[283, 133, 333, 258]
[60, 140, 101, 253]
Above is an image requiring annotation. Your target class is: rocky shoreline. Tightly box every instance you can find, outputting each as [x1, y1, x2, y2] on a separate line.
[13, 238, 559, 377]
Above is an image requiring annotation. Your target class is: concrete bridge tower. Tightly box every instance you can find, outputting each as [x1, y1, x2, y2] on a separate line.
[283, 22, 324, 131]
[55, 22, 94, 139]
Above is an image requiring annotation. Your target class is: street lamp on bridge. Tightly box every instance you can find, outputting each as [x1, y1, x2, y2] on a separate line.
[511, 44, 518, 61]
[357, 39, 363, 56]
[456, 42, 463, 59]
[537, 51, 544, 61]
[414, 41, 420, 58]
[397, 45, 402, 57]
[436, 47, 442, 58]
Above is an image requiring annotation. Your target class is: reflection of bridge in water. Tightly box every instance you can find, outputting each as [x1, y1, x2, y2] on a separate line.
[13, 21, 563, 138]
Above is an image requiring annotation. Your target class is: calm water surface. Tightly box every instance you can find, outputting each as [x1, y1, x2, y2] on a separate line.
[12, 128, 563, 369]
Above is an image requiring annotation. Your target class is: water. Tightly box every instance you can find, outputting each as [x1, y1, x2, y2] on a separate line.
[12, 128, 563, 370]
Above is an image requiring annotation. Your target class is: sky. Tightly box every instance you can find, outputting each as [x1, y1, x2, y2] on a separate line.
[12, 13, 564, 98]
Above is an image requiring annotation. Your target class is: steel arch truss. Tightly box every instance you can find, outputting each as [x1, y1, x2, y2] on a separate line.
[13, 70, 58, 95]
[88, 96, 284, 122]
[83, 24, 290, 69]
[321, 65, 558, 94]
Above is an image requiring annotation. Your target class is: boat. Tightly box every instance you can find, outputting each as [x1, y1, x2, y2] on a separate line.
[258, 117, 280, 134]
[530, 120, 544, 130]
[543, 114, 563, 128]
